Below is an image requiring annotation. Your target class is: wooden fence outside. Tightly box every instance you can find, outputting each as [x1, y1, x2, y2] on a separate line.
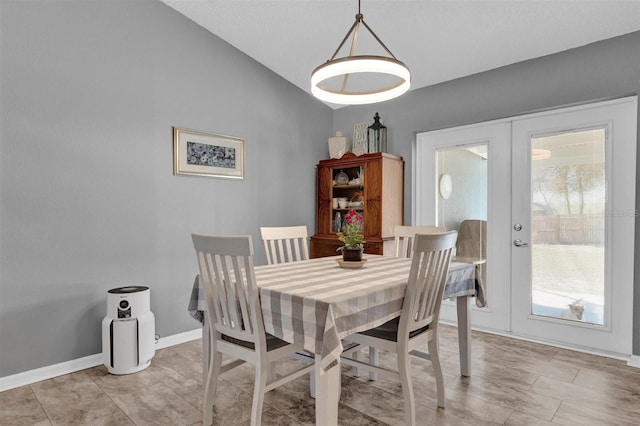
[532, 214, 604, 245]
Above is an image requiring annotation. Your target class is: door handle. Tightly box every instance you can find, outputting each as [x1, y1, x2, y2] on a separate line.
[513, 239, 529, 247]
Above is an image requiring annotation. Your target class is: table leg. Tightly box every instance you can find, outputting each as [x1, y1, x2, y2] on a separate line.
[314, 357, 340, 426]
[456, 295, 472, 377]
[369, 347, 379, 381]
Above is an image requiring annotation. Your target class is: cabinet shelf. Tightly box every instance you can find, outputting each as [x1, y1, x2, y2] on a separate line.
[333, 184, 364, 189]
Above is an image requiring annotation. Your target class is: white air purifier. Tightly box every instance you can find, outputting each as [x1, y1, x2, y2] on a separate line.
[102, 286, 155, 374]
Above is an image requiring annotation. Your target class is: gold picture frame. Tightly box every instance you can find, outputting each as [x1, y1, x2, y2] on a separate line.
[173, 127, 244, 179]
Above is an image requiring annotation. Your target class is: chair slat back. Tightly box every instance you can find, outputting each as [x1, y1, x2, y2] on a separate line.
[192, 234, 264, 345]
[260, 225, 309, 264]
[401, 231, 457, 334]
[393, 225, 447, 258]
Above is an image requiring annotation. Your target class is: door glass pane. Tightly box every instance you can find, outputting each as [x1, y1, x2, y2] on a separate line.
[530, 128, 605, 325]
[437, 144, 488, 302]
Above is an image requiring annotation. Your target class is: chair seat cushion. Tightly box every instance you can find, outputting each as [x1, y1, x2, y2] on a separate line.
[221, 332, 290, 351]
[359, 317, 430, 342]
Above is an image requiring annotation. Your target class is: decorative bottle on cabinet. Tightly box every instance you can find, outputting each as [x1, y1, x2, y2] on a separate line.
[311, 152, 404, 257]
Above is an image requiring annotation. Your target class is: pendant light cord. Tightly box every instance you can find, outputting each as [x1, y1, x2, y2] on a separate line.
[328, 0, 398, 61]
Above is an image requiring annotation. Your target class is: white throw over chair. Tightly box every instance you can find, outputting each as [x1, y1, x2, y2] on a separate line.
[393, 225, 446, 258]
[259, 225, 309, 264]
[342, 231, 458, 425]
[192, 234, 314, 426]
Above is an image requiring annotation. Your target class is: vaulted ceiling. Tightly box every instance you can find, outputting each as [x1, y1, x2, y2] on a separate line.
[162, 0, 640, 108]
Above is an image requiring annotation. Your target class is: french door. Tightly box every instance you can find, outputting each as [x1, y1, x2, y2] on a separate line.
[511, 98, 636, 354]
[415, 122, 511, 332]
[415, 96, 637, 356]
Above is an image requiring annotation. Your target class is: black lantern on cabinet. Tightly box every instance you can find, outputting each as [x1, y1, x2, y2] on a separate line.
[367, 112, 387, 153]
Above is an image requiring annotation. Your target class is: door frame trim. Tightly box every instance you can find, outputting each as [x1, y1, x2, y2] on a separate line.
[413, 95, 638, 357]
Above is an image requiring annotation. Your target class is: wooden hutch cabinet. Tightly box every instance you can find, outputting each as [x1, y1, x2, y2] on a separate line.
[310, 152, 404, 258]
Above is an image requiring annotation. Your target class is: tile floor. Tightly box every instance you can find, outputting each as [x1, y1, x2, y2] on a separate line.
[2, 324, 640, 425]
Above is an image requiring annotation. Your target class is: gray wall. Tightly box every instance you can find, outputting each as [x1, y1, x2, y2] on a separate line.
[2, 1, 639, 379]
[0, 0, 331, 377]
[333, 31, 640, 355]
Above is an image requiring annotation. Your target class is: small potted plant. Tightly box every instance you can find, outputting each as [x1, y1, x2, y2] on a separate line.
[337, 209, 365, 261]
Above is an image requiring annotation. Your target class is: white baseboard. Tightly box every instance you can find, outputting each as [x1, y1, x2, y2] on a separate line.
[0, 327, 203, 392]
[440, 319, 637, 364]
[156, 327, 202, 350]
[628, 355, 640, 368]
[0, 353, 104, 393]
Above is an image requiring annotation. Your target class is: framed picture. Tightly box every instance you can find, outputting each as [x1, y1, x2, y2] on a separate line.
[352, 121, 373, 156]
[173, 127, 244, 179]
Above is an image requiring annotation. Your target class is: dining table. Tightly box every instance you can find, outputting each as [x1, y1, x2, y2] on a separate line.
[188, 254, 482, 426]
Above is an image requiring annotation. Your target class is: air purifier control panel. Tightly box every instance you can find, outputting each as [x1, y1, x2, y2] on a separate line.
[117, 299, 131, 318]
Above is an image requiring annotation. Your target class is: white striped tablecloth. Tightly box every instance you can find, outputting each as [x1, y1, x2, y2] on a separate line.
[189, 255, 476, 371]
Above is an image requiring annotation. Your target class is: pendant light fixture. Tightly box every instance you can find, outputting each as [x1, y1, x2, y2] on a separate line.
[311, 0, 411, 105]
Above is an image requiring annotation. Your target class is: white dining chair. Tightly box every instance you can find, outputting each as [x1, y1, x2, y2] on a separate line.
[393, 225, 446, 258]
[354, 225, 446, 381]
[259, 225, 316, 391]
[259, 225, 309, 265]
[192, 234, 314, 426]
[342, 231, 458, 425]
